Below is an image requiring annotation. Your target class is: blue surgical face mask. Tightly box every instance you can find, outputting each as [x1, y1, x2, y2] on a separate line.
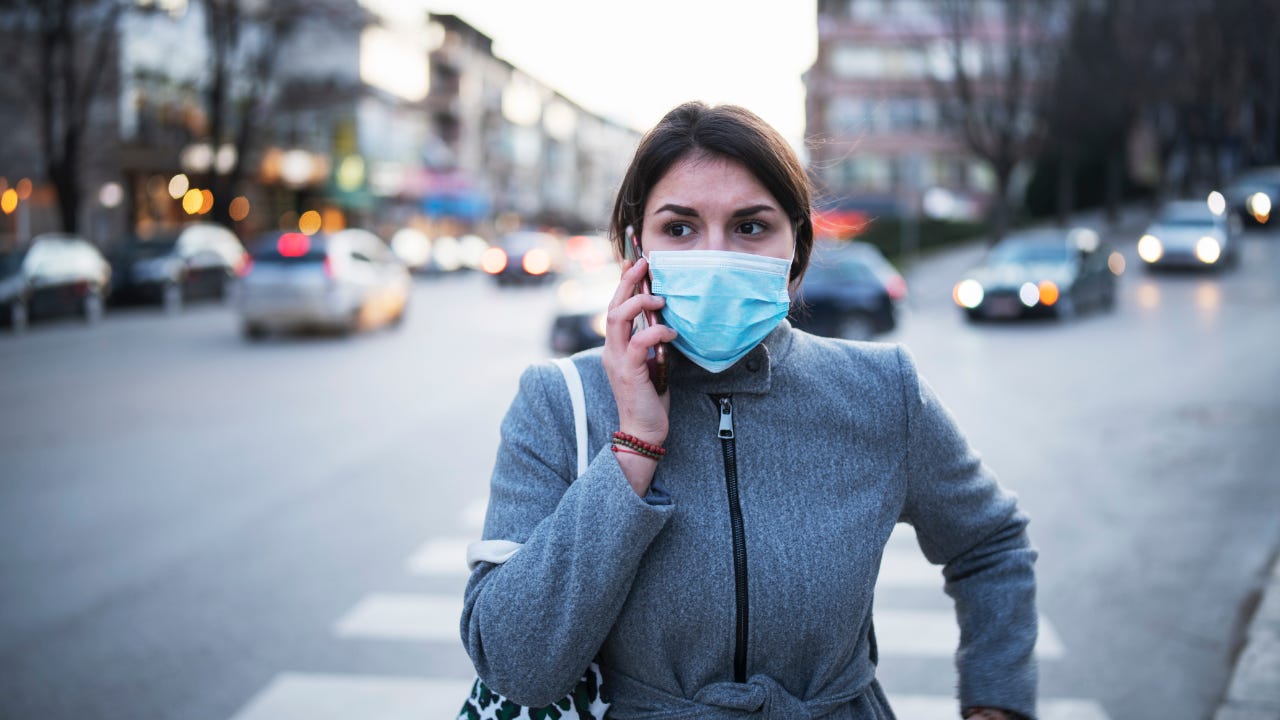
[647, 250, 792, 373]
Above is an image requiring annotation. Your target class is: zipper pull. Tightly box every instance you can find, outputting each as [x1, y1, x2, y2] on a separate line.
[718, 396, 734, 440]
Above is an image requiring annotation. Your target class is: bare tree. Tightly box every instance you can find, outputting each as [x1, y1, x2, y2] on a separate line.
[926, 0, 1065, 241]
[0, 0, 127, 234]
[188, 0, 368, 227]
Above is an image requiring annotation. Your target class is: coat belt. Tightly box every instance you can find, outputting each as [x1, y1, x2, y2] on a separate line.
[605, 671, 873, 720]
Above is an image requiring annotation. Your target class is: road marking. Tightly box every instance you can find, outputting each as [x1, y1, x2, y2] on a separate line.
[877, 549, 942, 588]
[406, 537, 472, 577]
[874, 609, 1065, 659]
[225, 672, 1109, 720]
[334, 593, 462, 642]
[227, 672, 473, 720]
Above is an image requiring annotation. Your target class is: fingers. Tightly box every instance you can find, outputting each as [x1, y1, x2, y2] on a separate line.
[608, 256, 649, 311]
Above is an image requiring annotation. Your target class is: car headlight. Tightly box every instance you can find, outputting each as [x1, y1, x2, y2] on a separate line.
[1248, 191, 1272, 221]
[1195, 236, 1221, 264]
[953, 279, 984, 309]
[1137, 234, 1163, 263]
[1019, 282, 1040, 307]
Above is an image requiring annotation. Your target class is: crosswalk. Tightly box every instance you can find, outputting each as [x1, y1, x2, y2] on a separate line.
[225, 499, 1109, 720]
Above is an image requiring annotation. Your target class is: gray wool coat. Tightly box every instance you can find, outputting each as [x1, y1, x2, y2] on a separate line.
[461, 321, 1039, 719]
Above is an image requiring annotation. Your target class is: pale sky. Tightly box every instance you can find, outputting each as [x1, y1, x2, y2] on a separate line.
[421, 1, 819, 153]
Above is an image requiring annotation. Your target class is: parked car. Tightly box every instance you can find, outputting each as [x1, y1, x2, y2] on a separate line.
[953, 227, 1118, 321]
[1223, 165, 1280, 227]
[789, 240, 906, 340]
[237, 228, 410, 339]
[109, 222, 248, 310]
[1137, 199, 1240, 270]
[481, 230, 565, 286]
[548, 265, 620, 355]
[0, 233, 112, 332]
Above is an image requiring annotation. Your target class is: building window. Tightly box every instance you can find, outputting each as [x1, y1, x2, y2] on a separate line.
[830, 45, 884, 79]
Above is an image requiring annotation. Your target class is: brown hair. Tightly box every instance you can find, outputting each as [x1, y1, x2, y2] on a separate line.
[610, 101, 813, 283]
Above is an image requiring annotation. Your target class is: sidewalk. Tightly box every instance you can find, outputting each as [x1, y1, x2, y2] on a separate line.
[1215, 550, 1280, 719]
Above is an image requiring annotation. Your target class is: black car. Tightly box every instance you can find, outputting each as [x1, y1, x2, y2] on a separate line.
[109, 222, 248, 310]
[1222, 165, 1280, 228]
[0, 233, 113, 332]
[952, 227, 1118, 321]
[789, 240, 906, 340]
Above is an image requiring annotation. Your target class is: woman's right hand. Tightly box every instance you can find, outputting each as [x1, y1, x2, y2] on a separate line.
[601, 257, 678, 495]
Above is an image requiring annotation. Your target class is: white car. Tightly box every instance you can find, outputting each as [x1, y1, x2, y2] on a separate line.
[1137, 200, 1240, 270]
[238, 228, 411, 339]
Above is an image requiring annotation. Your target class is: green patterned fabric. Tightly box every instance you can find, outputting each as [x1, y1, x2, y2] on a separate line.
[459, 662, 607, 719]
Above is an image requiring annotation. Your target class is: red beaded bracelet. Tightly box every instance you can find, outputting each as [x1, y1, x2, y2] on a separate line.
[612, 431, 666, 456]
[611, 444, 658, 461]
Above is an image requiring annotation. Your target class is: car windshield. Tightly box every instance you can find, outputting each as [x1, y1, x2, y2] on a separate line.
[989, 240, 1070, 264]
[804, 252, 878, 285]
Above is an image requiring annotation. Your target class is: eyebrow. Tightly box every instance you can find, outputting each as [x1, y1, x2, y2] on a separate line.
[654, 203, 780, 217]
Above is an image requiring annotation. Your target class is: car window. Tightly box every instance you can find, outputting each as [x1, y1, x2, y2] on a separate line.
[989, 241, 1070, 264]
[805, 253, 878, 285]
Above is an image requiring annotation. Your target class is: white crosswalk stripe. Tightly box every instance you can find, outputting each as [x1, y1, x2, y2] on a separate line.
[226, 672, 473, 720]
[890, 694, 1111, 720]
[875, 609, 1065, 659]
[334, 593, 462, 643]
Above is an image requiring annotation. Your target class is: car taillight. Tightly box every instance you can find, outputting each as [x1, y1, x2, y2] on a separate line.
[324, 256, 337, 279]
[237, 256, 253, 277]
[886, 275, 907, 301]
[277, 232, 310, 258]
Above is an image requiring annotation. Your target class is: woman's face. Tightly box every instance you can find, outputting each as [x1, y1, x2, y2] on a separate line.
[641, 153, 794, 260]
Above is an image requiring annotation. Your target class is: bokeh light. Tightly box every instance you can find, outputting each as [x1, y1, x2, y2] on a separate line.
[229, 196, 251, 222]
[298, 210, 322, 235]
[169, 174, 190, 199]
[198, 189, 214, 215]
[1207, 190, 1226, 216]
[15, 178, 32, 200]
[182, 188, 203, 214]
[1108, 251, 1126, 275]
[1, 189, 17, 215]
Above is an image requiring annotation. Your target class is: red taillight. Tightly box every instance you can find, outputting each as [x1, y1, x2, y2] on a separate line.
[277, 232, 310, 258]
[886, 275, 908, 301]
[237, 256, 253, 277]
[324, 256, 336, 279]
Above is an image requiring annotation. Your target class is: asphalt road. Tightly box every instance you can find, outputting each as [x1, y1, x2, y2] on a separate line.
[0, 217, 1277, 720]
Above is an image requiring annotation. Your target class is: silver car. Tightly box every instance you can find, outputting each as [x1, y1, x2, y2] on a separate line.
[1137, 200, 1241, 270]
[238, 228, 411, 339]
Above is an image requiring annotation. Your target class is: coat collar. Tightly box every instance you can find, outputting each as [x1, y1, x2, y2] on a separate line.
[667, 320, 795, 396]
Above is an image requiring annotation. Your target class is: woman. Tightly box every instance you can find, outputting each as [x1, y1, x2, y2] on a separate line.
[462, 101, 1038, 720]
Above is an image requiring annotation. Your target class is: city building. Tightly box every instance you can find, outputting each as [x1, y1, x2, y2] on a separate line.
[805, 0, 1000, 225]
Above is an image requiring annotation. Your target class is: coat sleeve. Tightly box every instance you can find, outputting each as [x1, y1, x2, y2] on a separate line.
[894, 346, 1040, 720]
[460, 361, 674, 707]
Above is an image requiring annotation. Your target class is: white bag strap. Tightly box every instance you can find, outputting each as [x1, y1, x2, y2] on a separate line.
[551, 357, 589, 479]
[466, 358, 588, 570]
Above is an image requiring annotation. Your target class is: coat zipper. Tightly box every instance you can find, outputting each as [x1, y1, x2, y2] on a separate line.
[714, 394, 749, 684]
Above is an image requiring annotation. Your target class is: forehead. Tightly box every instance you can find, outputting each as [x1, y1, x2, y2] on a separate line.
[646, 153, 777, 209]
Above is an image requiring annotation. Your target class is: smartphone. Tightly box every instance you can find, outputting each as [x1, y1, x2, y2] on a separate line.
[624, 225, 669, 394]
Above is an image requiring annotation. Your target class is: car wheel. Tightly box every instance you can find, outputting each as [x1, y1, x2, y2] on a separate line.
[82, 290, 104, 324]
[10, 300, 29, 333]
[162, 281, 183, 314]
[242, 322, 268, 341]
[837, 313, 875, 341]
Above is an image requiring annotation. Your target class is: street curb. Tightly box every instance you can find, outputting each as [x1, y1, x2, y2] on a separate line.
[1214, 550, 1280, 720]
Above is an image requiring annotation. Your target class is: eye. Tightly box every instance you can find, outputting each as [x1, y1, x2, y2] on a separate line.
[664, 222, 694, 237]
[736, 220, 768, 235]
